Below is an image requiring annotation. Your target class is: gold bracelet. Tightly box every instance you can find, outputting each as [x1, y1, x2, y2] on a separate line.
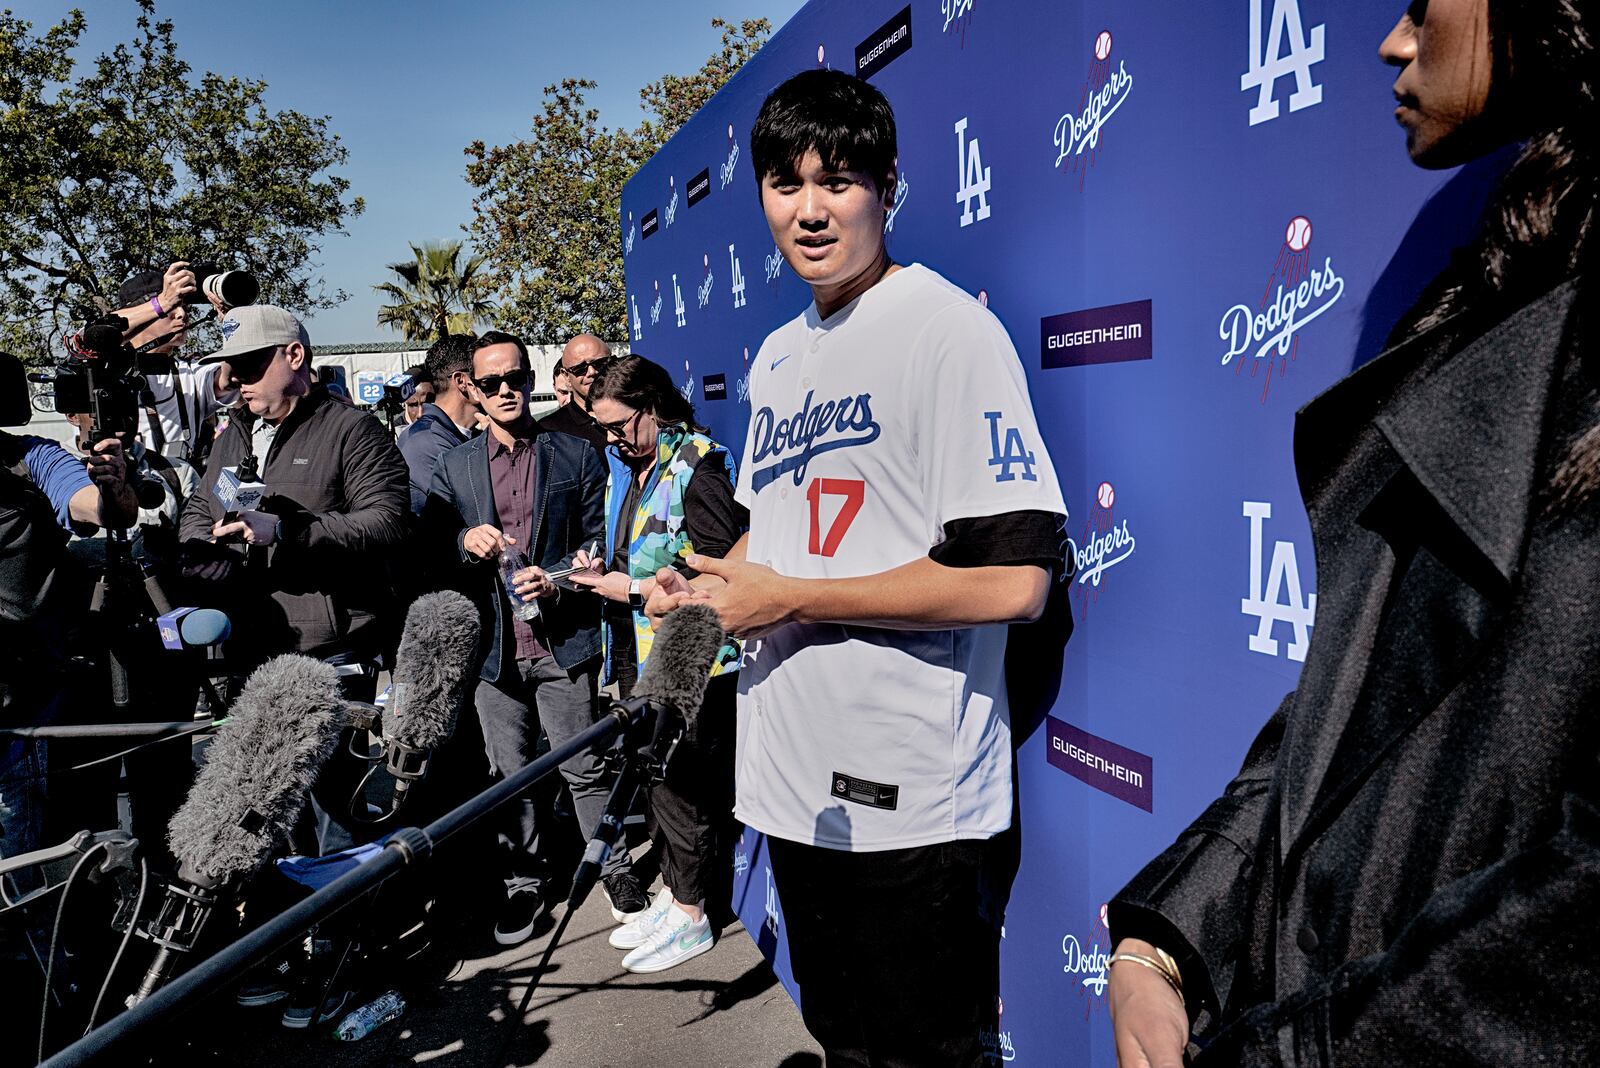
[1107, 952, 1185, 1007]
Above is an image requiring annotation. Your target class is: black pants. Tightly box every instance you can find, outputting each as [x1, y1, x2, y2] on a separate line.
[647, 673, 736, 908]
[766, 835, 1001, 1068]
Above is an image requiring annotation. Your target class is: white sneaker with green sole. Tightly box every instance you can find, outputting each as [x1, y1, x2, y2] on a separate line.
[620, 910, 713, 973]
[609, 887, 674, 950]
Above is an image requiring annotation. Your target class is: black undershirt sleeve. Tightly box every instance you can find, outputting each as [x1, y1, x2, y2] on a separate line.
[928, 510, 1069, 573]
[682, 459, 749, 564]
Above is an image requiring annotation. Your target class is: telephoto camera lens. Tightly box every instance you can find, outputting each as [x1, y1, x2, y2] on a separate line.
[195, 268, 259, 308]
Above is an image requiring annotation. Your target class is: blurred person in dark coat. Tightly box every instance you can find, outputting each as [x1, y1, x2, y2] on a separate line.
[1107, 3, 1600, 1066]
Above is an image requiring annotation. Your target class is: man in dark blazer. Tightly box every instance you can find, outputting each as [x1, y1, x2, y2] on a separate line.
[423, 331, 647, 945]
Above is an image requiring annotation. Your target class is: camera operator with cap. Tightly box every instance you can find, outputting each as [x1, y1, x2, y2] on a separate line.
[179, 305, 409, 858]
[84, 263, 243, 464]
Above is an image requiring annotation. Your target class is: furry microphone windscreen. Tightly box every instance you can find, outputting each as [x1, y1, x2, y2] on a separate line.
[167, 655, 348, 886]
[384, 589, 480, 750]
[632, 602, 727, 717]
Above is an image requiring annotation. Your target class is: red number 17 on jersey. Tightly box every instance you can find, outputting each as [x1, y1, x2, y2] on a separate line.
[805, 478, 866, 557]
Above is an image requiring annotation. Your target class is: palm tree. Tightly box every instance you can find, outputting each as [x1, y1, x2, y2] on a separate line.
[373, 240, 497, 341]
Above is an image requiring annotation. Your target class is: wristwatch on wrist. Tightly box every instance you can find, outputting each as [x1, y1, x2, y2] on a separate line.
[627, 578, 644, 609]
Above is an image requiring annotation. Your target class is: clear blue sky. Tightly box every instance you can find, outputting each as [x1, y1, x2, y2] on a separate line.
[11, 0, 806, 344]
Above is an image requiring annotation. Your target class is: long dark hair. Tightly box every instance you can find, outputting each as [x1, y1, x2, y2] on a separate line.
[588, 354, 706, 434]
[1391, 1, 1596, 508]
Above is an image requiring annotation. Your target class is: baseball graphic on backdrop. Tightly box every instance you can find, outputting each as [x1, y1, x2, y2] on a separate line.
[1097, 481, 1115, 509]
[1094, 30, 1112, 61]
[1285, 215, 1313, 252]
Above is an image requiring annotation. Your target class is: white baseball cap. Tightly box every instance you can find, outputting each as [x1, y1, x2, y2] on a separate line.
[202, 305, 310, 364]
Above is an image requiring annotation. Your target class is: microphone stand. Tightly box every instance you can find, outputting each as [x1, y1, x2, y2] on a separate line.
[495, 696, 681, 1066]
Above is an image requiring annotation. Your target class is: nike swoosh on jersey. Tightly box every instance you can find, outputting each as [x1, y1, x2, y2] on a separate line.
[769, 353, 792, 370]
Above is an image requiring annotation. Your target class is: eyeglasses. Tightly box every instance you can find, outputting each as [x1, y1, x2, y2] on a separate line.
[596, 409, 643, 439]
[558, 357, 609, 378]
[473, 368, 531, 394]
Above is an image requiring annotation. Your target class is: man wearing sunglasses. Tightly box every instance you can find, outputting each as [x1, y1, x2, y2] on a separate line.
[423, 330, 649, 943]
[537, 333, 611, 454]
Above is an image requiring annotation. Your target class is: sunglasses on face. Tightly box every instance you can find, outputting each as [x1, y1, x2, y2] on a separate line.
[596, 409, 644, 439]
[558, 357, 608, 378]
[473, 368, 531, 394]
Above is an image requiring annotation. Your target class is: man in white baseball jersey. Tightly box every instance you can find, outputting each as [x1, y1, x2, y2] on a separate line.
[652, 70, 1068, 1065]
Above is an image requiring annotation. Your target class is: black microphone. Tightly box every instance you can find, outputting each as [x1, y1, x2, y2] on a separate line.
[573, 603, 726, 894]
[382, 590, 480, 810]
[128, 655, 348, 1006]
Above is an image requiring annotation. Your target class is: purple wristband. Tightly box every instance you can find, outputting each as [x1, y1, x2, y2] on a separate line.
[150, 295, 164, 317]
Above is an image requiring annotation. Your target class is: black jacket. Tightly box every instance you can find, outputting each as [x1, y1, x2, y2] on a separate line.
[179, 387, 409, 657]
[422, 422, 605, 682]
[1109, 279, 1600, 1066]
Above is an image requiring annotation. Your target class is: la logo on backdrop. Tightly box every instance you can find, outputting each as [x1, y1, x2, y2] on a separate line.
[1243, 500, 1317, 662]
[1242, 0, 1326, 126]
[1053, 28, 1132, 190]
[1218, 215, 1345, 401]
[955, 116, 991, 228]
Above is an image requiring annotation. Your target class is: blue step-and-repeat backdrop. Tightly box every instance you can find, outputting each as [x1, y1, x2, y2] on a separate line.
[622, 1, 1497, 1061]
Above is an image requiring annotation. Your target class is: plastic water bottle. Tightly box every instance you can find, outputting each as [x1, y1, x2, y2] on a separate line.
[334, 990, 406, 1041]
[499, 546, 540, 622]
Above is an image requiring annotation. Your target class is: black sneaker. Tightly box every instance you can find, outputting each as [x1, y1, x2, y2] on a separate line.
[602, 872, 649, 923]
[280, 983, 352, 1029]
[493, 888, 549, 946]
[236, 953, 296, 1006]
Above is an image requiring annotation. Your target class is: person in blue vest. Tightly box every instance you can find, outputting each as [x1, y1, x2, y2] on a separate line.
[568, 354, 747, 972]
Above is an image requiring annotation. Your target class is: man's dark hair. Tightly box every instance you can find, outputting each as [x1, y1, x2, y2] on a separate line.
[589, 354, 703, 433]
[425, 334, 475, 381]
[405, 363, 434, 386]
[750, 69, 897, 196]
[470, 330, 531, 374]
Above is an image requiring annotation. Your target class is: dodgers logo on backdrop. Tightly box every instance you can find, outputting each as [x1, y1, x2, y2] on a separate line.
[765, 244, 784, 286]
[697, 254, 714, 310]
[749, 391, 881, 492]
[955, 117, 992, 227]
[1053, 29, 1132, 189]
[984, 411, 1036, 482]
[1242, 0, 1325, 126]
[942, 0, 973, 41]
[1061, 906, 1113, 1016]
[729, 244, 747, 308]
[884, 168, 909, 234]
[665, 175, 678, 228]
[720, 124, 741, 190]
[1068, 480, 1136, 619]
[981, 995, 1017, 1063]
[1243, 500, 1317, 662]
[631, 293, 642, 341]
[624, 210, 636, 255]
[1219, 216, 1344, 402]
[680, 359, 693, 401]
[737, 347, 752, 404]
[650, 281, 662, 326]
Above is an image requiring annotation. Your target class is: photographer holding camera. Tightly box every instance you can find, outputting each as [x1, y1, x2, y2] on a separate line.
[80, 262, 245, 464]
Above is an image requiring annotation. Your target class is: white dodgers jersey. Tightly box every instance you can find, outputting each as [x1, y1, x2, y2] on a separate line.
[734, 264, 1066, 852]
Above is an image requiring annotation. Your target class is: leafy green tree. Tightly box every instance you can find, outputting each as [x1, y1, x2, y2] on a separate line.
[0, 1, 363, 364]
[465, 18, 769, 344]
[373, 239, 496, 341]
